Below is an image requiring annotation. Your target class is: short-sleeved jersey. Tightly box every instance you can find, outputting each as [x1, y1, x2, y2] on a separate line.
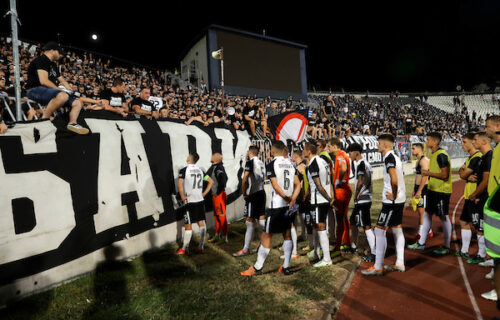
[382, 150, 406, 204]
[179, 164, 205, 203]
[334, 150, 351, 189]
[266, 156, 297, 209]
[353, 158, 373, 203]
[476, 150, 493, 192]
[205, 162, 227, 195]
[307, 155, 332, 205]
[245, 156, 265, 195]
[429, 148, 452, 194]
[464, 151, 482, 199]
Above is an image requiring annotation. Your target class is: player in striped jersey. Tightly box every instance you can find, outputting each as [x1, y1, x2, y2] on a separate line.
[233, 146, 267, 257]
[303, 142, 335, 267]
[347, 143, 376, 262]
[241, 141, 301, 276]
[362, 134, 406, 275]
[175, 153, 214, 255]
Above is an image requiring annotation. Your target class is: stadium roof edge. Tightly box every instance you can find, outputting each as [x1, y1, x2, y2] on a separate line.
[179, 24, 307, 62]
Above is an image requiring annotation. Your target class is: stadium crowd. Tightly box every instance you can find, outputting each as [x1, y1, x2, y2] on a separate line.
[0, 37, 490, 140]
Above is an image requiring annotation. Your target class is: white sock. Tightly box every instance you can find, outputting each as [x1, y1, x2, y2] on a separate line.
[365, 228, 376, 254]
[478, 235, 486, 258]
[374, 228, 387, 270]
[199, 226, 206, 250]
[351, 225, 359, 249]
[442, 216, 452, 248]
[283, 240, 293, 268]
[418, 212, 432, 245]
[291, 227, 298, 256]
[318, 230, 331, 262]
[254, 246, 270, 270]
[461, 229, 472, 254]
[182, 230, 192, 251]
[418, 224, 424, 237]
[243, 221, 255, 252]
[392, 227, 405, 266]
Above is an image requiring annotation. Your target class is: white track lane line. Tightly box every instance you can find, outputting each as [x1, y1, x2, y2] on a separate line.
[451, 195, 484, 320]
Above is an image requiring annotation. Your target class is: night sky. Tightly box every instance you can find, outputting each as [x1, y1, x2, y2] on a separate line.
[1, 0, 499, 93]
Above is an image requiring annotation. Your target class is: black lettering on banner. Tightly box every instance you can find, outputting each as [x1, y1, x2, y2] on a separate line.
[0, 111, 247, 292]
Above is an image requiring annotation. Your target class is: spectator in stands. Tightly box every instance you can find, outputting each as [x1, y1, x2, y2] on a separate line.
[131, 88, 158, 119]
[25, 42, 88, 134]
[100, 78, 128, 117]
[322, 94, 335, 122]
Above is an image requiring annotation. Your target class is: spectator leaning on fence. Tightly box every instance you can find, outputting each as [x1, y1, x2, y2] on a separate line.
[25, 42, 88, 134]
[131, 88, 158, 119]
[99, 78, 129, 117]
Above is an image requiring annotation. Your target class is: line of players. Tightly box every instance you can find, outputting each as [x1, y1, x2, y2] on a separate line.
[173, 126, 497, 279]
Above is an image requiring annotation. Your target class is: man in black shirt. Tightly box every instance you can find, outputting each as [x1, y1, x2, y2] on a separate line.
[467, 132, 493, 264]
[100, 78, 128, 117]
[243, 99, 268, 138]
[322, 94, 335, 122]
[131, 88, 158, 119]
[26, 42, 88, 134]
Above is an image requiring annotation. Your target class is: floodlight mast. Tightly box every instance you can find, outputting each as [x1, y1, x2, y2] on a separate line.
[6, 0, 22, 121]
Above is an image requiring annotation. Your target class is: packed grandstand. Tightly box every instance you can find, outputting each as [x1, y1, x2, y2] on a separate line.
[1, 35, 498, 146]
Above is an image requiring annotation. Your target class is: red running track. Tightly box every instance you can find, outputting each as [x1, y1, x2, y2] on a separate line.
[336, 180, 499, 320]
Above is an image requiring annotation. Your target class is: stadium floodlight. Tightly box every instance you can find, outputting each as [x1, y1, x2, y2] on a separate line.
[211, 48, 225, 110]
[211, 49, 223, 60]
[91, 34, 98, 40]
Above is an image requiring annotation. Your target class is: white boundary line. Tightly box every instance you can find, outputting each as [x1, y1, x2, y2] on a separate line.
[451, 195, 484, 320]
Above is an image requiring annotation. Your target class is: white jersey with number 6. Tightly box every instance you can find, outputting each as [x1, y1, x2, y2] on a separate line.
[266, 156, 296, 209]
[178, 164, 205, 203]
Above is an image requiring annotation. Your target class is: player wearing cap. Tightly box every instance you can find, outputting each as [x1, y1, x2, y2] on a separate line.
[327, 137, 353, 256]
[26, 42, 88, 134]
[233, 146, 267, 257]
[175, 153, 214, 255]
[347, 143, 376, 262]
[410, 143, 433, 240]
[362, 134, 406, 276]
[241, 141, 300, 276]
[408, 132, 453, 255]
[456, 133, 482, 259]
[303, 142, 335, 267]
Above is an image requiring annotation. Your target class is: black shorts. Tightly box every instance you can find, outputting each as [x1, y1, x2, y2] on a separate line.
[460, 199, 474, 223]
[244, 190, 266, 219]
[351, 202, 372, 228]
[264, 207, 293, 234]
[184, 201, 206, 225]
[472, 195, 488, 233]
[310, 203, 330, 225]
[376, 203, 405, 228]
[414, 185, 428, 208]
[427, 190, 451, 218]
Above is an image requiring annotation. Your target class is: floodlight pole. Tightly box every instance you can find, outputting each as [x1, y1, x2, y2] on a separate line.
[220, 47, 224, 110]
[7, 0, 22, 121]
